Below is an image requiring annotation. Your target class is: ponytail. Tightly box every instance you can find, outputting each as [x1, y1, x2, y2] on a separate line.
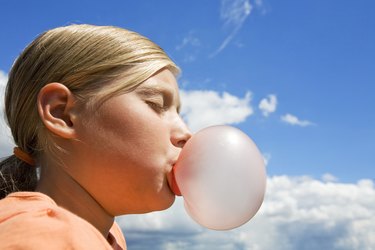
[0, 155, 37, 199]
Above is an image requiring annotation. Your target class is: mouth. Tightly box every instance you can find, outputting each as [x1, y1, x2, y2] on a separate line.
[167, 163, 182, 196]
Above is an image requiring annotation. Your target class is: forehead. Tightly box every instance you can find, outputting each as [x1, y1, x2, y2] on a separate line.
[140, 69, 179, 91]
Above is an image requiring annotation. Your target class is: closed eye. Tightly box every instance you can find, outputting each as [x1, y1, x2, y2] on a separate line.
[136, 85, 179, 114]
[146, 100, 168, 113]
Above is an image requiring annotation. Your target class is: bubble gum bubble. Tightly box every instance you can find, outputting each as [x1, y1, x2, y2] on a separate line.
[172, 125, 266, 230]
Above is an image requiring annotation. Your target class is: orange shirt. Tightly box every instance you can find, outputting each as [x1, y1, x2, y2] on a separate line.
[0, 192, 126, 249]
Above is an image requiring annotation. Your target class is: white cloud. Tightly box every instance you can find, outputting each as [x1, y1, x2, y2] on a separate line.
[176, 32, 201, 51]
[281, 113, 314, 127]
[263, 152, 271, 166]
[211, 0, 252, 57]
[0, 70, 14, 157]
[180, 90, 253, 132]
[221, 0, 252, 28]
[259, 94, 277, 117]
[119, 175, 375, 250]
[175, 31, 201, 63]
[322, 173, 339, 183]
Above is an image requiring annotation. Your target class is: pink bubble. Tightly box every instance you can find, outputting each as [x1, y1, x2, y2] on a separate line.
[172, 125, 266, 230]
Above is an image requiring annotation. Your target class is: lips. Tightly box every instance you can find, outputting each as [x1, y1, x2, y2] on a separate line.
[168, 164, 182, 196]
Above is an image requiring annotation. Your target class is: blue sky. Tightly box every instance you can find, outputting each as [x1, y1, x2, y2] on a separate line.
[1, 1, 375, 249]
[1, 0, 374, 182]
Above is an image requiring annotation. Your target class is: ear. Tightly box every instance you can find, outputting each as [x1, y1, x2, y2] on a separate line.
[37, 83, 77, 139]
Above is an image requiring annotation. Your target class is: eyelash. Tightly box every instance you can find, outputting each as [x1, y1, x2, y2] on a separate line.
[146, 101, 168, 113]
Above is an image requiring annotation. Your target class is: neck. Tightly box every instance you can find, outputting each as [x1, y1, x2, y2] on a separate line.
[35, 162, 114, 238]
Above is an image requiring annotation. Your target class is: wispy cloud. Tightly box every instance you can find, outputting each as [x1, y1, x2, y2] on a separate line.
[263, 152, 271, 166]
[210, 0, 252, 57]
[180, 89, 253, 132]
[120, 176, 375, 249]
[0, 70, 14, 157]
[281, 113, 314, 127]
[175, 31, 201, 63]
[254, 0, 269, 15]
[175, 31, 201, 51]
[259, 94, 277, 117]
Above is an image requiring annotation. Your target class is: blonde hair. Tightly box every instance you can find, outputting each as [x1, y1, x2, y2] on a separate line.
[0, 24, 179, 198]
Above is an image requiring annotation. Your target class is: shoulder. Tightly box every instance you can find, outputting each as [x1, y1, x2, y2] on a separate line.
[110, 221, 127, 249]
[0, 192, 113, 249]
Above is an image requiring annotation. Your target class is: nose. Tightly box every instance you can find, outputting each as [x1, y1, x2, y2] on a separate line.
[171, 116, 192, 148]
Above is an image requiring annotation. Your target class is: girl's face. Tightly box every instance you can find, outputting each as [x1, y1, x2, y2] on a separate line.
[68, 69, 191, 215]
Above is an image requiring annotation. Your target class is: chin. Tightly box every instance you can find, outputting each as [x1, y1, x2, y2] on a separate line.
[128, 192, 176, 215]
[163, 194, 176, 209]
[152, 192, 176, 212]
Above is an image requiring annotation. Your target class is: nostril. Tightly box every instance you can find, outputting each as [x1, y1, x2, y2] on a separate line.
[180, 131, 192, 147]
[172, 138, 185, 148]
[172, 131, 191, 148]
[177, 139, 187, 148]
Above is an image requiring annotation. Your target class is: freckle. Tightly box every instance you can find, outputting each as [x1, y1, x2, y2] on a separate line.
[46, 208, 55, 217]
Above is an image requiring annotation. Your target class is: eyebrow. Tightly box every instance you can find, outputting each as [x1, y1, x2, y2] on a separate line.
[136, 85, 181, 113]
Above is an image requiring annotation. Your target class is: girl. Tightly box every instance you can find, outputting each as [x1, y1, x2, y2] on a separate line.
[0, 24, 191, 249]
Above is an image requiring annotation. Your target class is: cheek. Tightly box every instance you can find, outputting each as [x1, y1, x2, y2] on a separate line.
[77, 99, 171, 173]
[74, 99, 176, 213]
[100, 104, 170, 152]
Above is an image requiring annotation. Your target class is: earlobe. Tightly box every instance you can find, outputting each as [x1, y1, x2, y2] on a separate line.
[37, 83, 77, 139]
